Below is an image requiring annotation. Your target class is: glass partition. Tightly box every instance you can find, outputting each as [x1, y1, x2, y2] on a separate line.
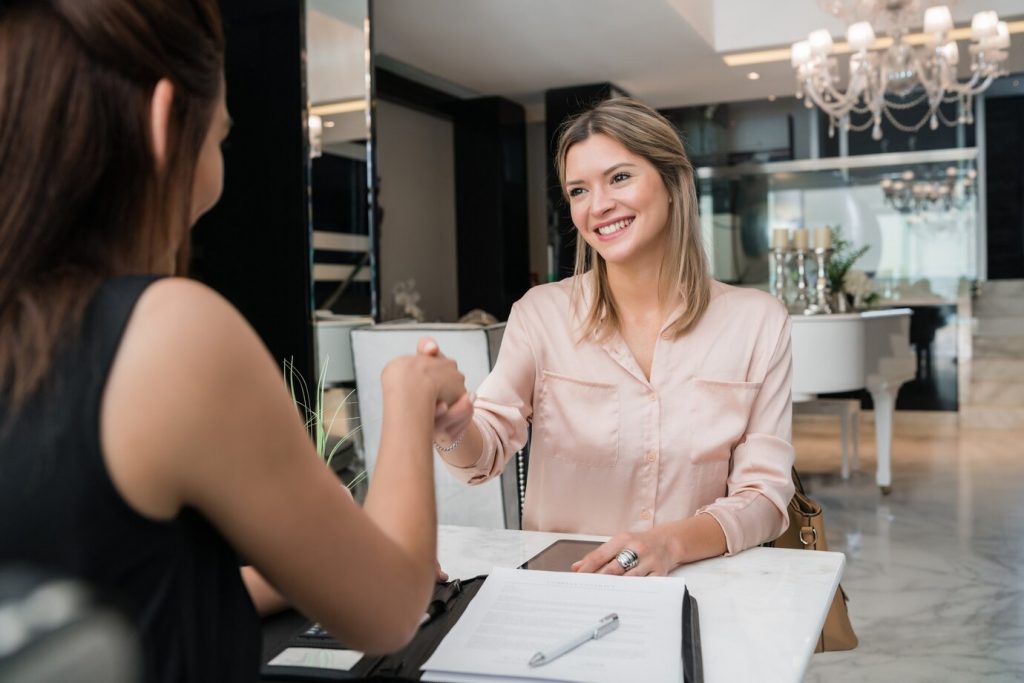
[697, 149, 980, 303]
[305, 0, 376, 317]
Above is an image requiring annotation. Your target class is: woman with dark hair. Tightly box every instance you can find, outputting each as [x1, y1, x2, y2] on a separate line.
[430, 97, 795, 576]
[0, 1, 468, 680]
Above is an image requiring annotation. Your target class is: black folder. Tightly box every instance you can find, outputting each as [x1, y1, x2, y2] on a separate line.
[262, 576, 703, 682]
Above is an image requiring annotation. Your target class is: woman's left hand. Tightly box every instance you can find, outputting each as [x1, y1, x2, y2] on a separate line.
[572, 528, 678, 577]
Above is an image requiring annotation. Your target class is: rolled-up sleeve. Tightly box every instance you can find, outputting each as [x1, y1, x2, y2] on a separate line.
[440, 303, 535, 485]
[697, 313, 795, 554]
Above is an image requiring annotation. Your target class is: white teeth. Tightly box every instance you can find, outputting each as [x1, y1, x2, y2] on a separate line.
[597, 218, 632, 236]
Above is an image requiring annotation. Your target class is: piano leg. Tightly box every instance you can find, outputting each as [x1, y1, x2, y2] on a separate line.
[866, 381, 899, 495]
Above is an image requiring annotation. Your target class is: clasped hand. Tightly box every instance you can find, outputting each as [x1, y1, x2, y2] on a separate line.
[416, 337, 475, 447]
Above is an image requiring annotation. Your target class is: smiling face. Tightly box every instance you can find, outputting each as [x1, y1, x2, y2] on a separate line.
[564, 133, 671, 270]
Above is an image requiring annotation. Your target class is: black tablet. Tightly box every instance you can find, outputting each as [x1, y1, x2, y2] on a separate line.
[518, 539, 603, 572]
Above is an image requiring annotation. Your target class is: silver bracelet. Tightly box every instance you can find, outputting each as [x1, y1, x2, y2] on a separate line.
[433, 429, 466, 453]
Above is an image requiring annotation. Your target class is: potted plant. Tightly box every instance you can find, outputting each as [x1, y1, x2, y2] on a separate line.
[826, 226, 870, 312]
[283, 357, 366, 493]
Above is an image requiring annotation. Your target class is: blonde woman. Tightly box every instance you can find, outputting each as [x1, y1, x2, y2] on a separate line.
[428, 98, 795, 576]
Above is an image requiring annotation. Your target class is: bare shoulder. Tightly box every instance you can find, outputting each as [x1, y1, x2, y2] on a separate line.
[102, 277, 286, 519]
[131, 277, 255, 347]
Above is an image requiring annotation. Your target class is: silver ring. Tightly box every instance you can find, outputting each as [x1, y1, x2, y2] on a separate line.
[615, 548, 639, 572]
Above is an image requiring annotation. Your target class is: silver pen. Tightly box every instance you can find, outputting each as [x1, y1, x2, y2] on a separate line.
[528, 613, 619, 667]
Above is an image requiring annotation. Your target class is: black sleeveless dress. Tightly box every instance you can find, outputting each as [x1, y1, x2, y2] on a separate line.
[0, 276, 259, 682]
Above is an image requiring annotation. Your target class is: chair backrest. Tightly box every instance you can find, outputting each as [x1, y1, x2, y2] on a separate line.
[0, 567, 140, 683]
[351, 323, 520, 528]
[315, 315, 374, 386]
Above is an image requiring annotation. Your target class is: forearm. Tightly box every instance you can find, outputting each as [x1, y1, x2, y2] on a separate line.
[363, 386, 438, 577]
[241, 566, 289, 616]
[661, 513, 729, 567]
[434, 418, 484, 469]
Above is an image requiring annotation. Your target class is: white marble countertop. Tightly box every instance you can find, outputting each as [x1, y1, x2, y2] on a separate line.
[438, 525, 845, 683]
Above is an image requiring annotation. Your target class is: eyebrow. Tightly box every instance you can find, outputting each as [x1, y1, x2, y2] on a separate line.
[565, 162, 638, 186]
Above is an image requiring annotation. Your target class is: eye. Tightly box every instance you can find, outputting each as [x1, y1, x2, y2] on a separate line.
[568, 187, 585, 198]
[611, 172, 631, 184]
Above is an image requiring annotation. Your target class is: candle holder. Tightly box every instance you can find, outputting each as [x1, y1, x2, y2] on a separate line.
[803, 247, 833, 315]
[770, 247, 789, 305]
[791, 249, 811, 314]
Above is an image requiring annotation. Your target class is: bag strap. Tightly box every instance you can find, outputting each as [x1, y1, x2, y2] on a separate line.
[791, 466, 806, 495]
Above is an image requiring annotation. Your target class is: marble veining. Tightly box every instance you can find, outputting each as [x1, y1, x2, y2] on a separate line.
[797, 421, 1024, 682]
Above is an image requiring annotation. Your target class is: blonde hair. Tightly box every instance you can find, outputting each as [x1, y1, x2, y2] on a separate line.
[555, 97, 710, 341]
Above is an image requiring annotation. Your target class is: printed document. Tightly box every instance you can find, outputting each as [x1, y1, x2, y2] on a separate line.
[421, 567, 686, 683]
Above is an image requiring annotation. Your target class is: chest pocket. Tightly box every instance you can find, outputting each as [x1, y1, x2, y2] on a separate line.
[689, 378, 761, 464]
[535, 370, 619, 467]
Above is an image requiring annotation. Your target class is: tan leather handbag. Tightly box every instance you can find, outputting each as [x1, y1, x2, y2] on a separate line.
[767, 468, 858, 652]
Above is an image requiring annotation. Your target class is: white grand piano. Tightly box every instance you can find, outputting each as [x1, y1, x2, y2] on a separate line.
[790, 308, 916, 493]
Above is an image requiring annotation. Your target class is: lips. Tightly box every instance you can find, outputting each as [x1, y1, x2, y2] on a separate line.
[594, 217, 634, 237]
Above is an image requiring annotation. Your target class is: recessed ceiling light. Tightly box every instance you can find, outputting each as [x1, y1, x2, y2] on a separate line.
[324, 120, 336, 128]
[768, 95, 777, 101]
[309, 99, 366, 116]
[747, 72, 761, 80]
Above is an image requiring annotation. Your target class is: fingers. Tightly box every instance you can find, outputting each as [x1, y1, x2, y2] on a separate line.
[571, 537, 623, 574]
[434, 560, 449, 583]
[573, 536, 660, 576]
[435, 392, 474, 438]
[417, 336, 442, 357]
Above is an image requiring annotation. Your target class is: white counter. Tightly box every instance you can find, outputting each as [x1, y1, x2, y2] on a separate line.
[437, 525, 845, 683]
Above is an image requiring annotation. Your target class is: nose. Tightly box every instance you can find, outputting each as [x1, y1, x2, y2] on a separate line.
[589, 185, 615, 216]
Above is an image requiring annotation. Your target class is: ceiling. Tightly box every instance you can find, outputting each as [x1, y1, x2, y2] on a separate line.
[373, 0, 1024, 118]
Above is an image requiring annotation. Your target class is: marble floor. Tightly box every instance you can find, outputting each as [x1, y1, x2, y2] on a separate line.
[794, 415, 1024, 682]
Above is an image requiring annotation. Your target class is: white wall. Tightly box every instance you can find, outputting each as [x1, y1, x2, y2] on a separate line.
[306, 6, 366, 104]
[376, 100, 459, 321]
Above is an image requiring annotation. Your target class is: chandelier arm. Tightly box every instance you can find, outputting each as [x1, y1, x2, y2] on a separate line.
[814, 76, 859, 112]
[910, 49, 945, 112]
[946, 73, 997, 98]
[803, 77, 858, 120]
[944, 68, 984, 95]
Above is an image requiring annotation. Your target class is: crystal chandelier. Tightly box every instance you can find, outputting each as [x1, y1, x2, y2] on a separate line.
[791, 1, 1010, 140]
[880, 165, 977, 213]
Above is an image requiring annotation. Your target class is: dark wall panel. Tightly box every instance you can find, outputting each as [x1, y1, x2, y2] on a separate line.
[452, 97, 530, 320]
[190, 0, 314, 381]
[985, 95, 1024, 280]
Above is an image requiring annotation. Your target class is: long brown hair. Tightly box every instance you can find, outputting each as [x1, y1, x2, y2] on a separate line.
[555, 97, 710, 341]
[0, 0, 224, 408]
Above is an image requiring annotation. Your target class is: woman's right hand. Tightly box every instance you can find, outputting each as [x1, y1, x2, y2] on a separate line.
[415, 337, 475, 446]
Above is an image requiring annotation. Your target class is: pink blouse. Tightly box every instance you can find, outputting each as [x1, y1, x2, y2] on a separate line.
[442, 277, 795, 555]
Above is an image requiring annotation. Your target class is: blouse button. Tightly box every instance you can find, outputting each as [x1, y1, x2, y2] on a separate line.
[640, 509, 652, 521]
[645, 451, 656, 463]
[647, 391, 657, 402]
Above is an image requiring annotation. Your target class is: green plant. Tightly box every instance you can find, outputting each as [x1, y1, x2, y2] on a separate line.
[283, 357, 365, 489]
[827, 226, 870, 294]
